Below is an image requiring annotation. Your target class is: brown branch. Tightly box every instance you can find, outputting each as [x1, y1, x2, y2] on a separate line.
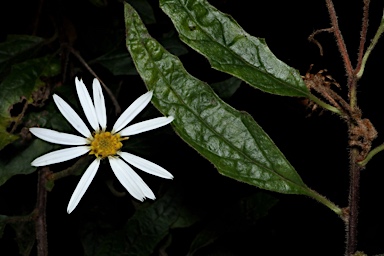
[355, 0, 370, 75]
[308, 28, 334, 56]
[345, 149, 362, 255]
[35, 167, 50, 256]
[325, 0, 354, 78]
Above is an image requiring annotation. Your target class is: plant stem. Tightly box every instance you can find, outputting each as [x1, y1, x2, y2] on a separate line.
[307, 94, 342, 115]
[346, 149, 362, 255]
[358, 143, 384, 166]
[35, 167, 49, 256]
[325, 0, 354, 78]
[325, 1, 370, 255]
[356, 9, 384, 79]
[307, 189, 343, 216]
[355, 0, 370, 74]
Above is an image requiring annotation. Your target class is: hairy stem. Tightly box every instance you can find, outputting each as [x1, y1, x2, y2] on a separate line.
[325, 0, 354, 78]
[307, 189, 343, 216]
[324, 1, 370, 255]
[355, 0, 370, 74]
[356, 9, 384, 79]
[346, 149, 362, 255]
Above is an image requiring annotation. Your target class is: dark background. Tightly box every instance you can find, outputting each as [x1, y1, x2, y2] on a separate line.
[1, 0, 384, 255]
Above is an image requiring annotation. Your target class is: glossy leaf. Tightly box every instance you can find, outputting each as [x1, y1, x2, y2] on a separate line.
[0, 56, 60, 151]
[124, 3, 312, 197]
[159, 0, 309, 97]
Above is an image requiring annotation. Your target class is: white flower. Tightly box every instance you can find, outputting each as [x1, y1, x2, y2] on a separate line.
[30, 77, 174, 214]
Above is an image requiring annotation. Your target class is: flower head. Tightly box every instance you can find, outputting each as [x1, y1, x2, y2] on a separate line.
[30, 77, 174, 214]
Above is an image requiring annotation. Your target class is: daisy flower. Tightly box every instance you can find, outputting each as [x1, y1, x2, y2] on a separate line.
[30, 77, 174, 214]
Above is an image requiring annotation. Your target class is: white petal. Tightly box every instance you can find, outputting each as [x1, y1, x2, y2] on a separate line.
[75, 77, 99, 132]
[53, 94, 92, 138]
[67, 158, 100, 214]
[118, 152, 173, 179]
[112, 91, 153, 133]
[31, 146, 90, 166]
[93, 78, 107, 130]
[30, 127, 88, 145]
[119, 116, 174, 136]
[109, 157, 155, 201]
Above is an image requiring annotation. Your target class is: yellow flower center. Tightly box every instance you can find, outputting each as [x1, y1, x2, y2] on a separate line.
[89, 131, 126, 159]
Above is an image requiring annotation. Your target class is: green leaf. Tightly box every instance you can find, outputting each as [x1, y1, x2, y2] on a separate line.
[95, 34, 187, 76]
[159, 0, 309, 97]
[0, 56, 60, 151]
[0, 35, 44, 75]
[0, 139, 57, 187]
[124, 2, 311, 196]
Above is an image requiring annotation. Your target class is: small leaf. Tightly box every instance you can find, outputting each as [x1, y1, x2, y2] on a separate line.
[159, 0, 309, 97]
[124, 2, 313, 196]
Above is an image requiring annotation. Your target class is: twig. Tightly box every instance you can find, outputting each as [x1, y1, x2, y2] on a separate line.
[356, 9, 384, 79]
[325, 0, 354, 78]
[308, 28, 334, 56]
[35, 167, 50, 256]
[355, 0, 370, 74]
